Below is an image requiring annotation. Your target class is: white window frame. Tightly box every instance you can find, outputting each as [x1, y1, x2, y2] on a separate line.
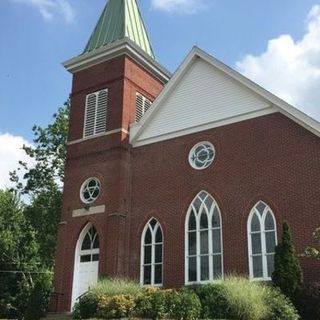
[136, 92, 152, 123]
[140, 218, 163, 287]
[83, 88, 108, 138]
[188, 142, 216, 170]
[80, 177, 101, 204]
[185, 191, 223, 285]
[247, 201, 277, 281]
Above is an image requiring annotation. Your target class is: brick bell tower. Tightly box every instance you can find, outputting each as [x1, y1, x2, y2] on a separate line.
[53, 0, 170, 312]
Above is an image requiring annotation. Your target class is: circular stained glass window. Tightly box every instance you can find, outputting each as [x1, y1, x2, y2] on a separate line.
[189, 142, 215, 170]
[80, 178, 101, 204]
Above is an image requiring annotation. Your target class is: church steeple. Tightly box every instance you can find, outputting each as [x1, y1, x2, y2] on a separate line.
[83, 0, 155, 59]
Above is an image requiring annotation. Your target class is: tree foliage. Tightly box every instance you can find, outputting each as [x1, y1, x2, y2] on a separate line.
[304, 227, 320, 260]
[272, 222, 303, 300]
[0, 190, 40, 318]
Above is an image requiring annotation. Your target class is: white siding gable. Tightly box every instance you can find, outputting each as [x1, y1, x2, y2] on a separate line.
[137, 58, 273, 144]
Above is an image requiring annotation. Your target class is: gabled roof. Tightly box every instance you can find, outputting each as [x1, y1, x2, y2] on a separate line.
[130, 47, 320, 146]
[83, 0, 155, 59]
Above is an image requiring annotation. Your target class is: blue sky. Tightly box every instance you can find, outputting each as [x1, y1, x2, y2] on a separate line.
[1, 0, 320, 187]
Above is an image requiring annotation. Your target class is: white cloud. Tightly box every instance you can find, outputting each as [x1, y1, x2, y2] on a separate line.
[0, 133, 33, 190]
[151, 0, 205, 14]
[236, 5, 320, 121]
[13, 0, 75, 23]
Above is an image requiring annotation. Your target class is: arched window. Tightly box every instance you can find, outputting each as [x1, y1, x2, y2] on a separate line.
[185, 191, 223, 284]
[80, 225, 100, 262]
[141, 219, 163, 286]
[248, 201, 277, 280]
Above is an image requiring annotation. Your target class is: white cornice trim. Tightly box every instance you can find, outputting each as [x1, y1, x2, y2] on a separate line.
[67, 128, 129, 146]
[132, 107, 276, 147]
[63, 38, 171, 84]
[130, 46, 320, 146]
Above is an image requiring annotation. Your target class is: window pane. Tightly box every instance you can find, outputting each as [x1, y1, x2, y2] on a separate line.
[213, 254, 222, 279]
[256, 202, 266, 216]
[92, 254, 99, 261]
[200, 230, 208, 254]
[205, 196, 213, 211]
[265, 231, 276, 254]
[80, 255, 91, 263]
[188, 232, 197, 256]
[145, 228, 152, 244]
[251, 233, 262, 254]
[188, 257, 197, 282]
[93, 235, 99, 249]
[252, 255, 263, 278]
[155, 228, 162, 243]
[265, 212, 275, 231]
[200, 212, 208, 229]
[212, 207, 220, 228]
[81, 234, 91, 250]
[155, 244, 162, 263]
[251, 214, 260, 232]
[188, 211, 197, 231]
[150, 219, 157, 229]
[143, 266, 151, 285]
[154, 265, 162, 285]
[144, 246, 152, 264]
[267, 255, 275, 278]
[194, 197, 202, 211]
[201, 256, 209, 281]
[212, 229, 221, 254]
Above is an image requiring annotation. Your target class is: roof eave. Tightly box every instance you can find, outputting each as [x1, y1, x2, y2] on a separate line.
[63, 38, 171, 84]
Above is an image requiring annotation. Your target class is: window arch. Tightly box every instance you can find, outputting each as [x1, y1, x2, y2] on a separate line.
[185, 191, 223, 284]
[79, 225, 100, 263]
[248, 201, 277, 280]
[141, 219, 163, 286]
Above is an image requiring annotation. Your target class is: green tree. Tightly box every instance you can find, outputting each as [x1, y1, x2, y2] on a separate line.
[10, 101, 69, 268]
[272, 222, 303, 300]
[0, 190, 40, 318]
[304, 227, 320, 260]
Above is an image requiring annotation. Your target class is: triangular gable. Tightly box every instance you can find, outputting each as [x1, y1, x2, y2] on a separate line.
[130, 47, 320, 147]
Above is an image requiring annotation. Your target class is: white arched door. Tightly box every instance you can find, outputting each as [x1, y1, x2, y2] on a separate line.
[71, 224, 100, 309]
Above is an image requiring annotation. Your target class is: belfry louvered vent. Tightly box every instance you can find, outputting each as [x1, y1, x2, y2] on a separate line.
[84, 89, 108, 137]
[136, 93, 152, 123]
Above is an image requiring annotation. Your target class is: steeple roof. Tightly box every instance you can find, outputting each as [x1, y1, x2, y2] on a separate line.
[83, 0, 155, 59]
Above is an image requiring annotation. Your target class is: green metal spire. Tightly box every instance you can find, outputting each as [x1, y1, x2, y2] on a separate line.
[83, 0, 155, 59]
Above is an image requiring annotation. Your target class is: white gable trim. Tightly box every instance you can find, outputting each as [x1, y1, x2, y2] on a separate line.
[130, 47, 320, 147]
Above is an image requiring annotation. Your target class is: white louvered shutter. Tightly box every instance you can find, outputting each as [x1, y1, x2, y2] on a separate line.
[136, 93, 152, 123]
[84, 89, 108, 137]
[95, 90, 108, 134]
[84, 94, 96, 137]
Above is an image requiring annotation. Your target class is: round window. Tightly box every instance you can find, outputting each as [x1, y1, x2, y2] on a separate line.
[189, 142, 215, 170]
[80, 178, 101, 204]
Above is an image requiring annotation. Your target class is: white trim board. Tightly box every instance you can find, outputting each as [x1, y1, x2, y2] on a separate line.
[130, 47, 320, 147]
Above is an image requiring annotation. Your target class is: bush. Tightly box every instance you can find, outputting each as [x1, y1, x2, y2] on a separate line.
[193, 276, 299, 320]
[24, 272, 52, 320]
[73, 293, 98, 319]
[97, 294, 136, 319]
[266, 287, 299, 320]
[167, 289, 201, 320]
[295, 282, 320, 320]
[134, 287, 169, 319]
[90, 277, 143, 297]
[272, 222, 303, 300]
[193, 283, 229, 319]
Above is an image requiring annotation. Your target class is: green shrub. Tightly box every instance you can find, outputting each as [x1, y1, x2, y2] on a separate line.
[134, 287, 169, 319]
[24, 272, 53, 320]
[167, 289, 201, 320]
[73, 293, 98, 319]
[265, 287, 299, 320]
[295, 282, 320, 320]
[193, 283, 229, 319]
[272, 222, 303, 300]
[90, 277, 143, 297]
[97, 294, 136, 319]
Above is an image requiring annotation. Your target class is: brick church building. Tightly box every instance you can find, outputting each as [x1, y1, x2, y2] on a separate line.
[53, 0, 320, 312]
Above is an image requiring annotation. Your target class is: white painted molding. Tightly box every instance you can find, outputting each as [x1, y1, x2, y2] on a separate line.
[72, 205, 105, 217]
